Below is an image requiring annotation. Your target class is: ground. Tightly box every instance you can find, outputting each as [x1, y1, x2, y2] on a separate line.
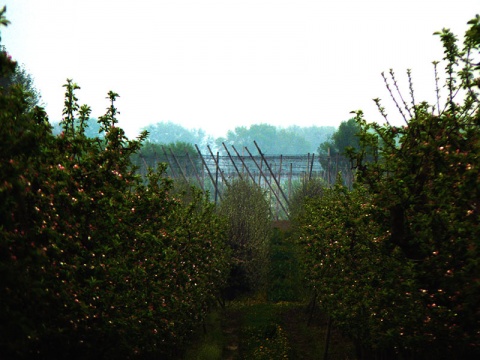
[183, 222, 357, 360]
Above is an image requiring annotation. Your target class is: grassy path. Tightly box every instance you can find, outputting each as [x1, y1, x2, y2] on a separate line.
[217, 300, 356, 360]
[184, 223, 356, 359]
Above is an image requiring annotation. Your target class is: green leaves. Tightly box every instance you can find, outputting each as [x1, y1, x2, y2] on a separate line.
[296, 14, 480, 359]
[1, 74, 230, 357]
[219, 179, 271, 297]
[1, 26, 228, 359]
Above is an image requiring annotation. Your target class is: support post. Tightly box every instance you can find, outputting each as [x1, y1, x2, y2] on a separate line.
[253, 141, 290, 209]
[245, 146, 289, 217]
[195, 144, 222, 201]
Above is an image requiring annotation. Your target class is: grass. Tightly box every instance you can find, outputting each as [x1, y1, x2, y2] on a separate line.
[183, 311, 225, 360]
[183, 223, 357, 359]
[238, 301, 291, 359]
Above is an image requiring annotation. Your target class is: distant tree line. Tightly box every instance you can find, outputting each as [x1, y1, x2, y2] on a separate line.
[52, 120, 337, 156]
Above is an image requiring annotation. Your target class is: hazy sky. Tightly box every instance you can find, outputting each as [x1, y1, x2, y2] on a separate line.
[1, 0, 478, 138]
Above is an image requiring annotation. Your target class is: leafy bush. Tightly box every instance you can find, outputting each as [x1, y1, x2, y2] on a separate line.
[288, 177, 326, 223]
[218, 179, 272, 298]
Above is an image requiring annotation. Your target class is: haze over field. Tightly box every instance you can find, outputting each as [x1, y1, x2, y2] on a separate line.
[1, 0, 479, 138]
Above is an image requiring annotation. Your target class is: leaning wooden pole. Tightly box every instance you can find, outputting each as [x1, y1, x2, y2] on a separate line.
[186, 151, 204, 190]
[231, 145, 256, 184]
[194, 144, 222, 201]
[169, 148, 188, 183]
[306, 153, 310, 182]
[309, 153, 315, 180]
[278, 155, 284, 219]
[215, 152, 220, 204]
[207, 145, 229, 188]
[253, 141, 290, 209]
[289, 162, 293, 199]
[222, 142, 243, 181]
[245, 146, 289, 217]
[161, 145, 177, 179]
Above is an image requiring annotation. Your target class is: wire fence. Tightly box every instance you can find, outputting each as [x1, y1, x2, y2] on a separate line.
[133, 143, 355, 219]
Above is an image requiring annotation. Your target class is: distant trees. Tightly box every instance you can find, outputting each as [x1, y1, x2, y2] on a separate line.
[53, 117, 336, 157]
[288, 124, 335, 152]
[142, 121, 212, 148]
[131, 140, 201, 180]
[317, 118, 361, 157]
[217, 123, 335, 154]
[317, 118, 361, 175]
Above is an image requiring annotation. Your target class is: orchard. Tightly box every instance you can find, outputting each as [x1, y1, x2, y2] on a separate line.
[2, 5, 480, 359]
[295, 15, 480, 359]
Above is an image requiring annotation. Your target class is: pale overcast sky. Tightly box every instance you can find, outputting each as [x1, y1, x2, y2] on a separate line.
[1, 0, 478, 137]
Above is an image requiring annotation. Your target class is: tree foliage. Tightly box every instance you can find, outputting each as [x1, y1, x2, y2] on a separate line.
[217, 123, 335, 155]
[130, 141, 202, 185]
[296, 15, 480, 359]
[51, 117, 103, 138]
[317, 118, 361, 157]
[0, 49, 42, 112]
[288, 177, 326, 223]
[218, 179, 272, 298]
[317, 118, 361, 175]
[142, 121, 211, 149]
[0, 14, 230, 357]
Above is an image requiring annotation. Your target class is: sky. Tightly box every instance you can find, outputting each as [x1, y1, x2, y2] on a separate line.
[1, 0, 479, 138]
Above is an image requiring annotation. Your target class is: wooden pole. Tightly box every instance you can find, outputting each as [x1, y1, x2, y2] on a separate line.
[309, 153, 315, 180]
[207, 145, 229, 188]
[215, 152, 220, 204]
[194, 144, 222, 201]
[253, 141, 290, 209]
[245, 146, 289, 217]
[169, 147, 188, 183]
[259, 156, 263, 186]
[222, 142, 243, 181]
[307, 152, 310, 182]
[161, 145, 177, 179]
[289, 162, 293, 200]
[278, 155, 283, 219]
[186, 151, 204, 190]
[231, 145, 256, 184]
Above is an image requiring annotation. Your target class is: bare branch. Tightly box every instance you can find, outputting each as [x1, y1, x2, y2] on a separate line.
[390, 69, 413, 118]
[382, 71, 408, 124]
[432, 61, 441, 115]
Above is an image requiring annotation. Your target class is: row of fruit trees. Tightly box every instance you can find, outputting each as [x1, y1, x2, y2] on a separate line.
[0, 39, 231, 358]
[294, 17, 480, 359]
